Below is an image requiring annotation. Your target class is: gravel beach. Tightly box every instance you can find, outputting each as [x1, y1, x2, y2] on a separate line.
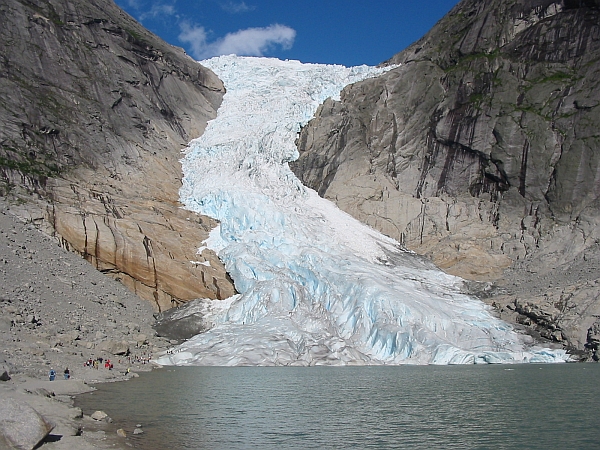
[0, 198, 174, 449]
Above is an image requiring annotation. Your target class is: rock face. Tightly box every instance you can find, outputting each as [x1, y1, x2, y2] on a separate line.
[0, 398, 54, 450]
[291, 0, 600, 355]
[0, 0, 236, 310]
[153, 298, 217, 341]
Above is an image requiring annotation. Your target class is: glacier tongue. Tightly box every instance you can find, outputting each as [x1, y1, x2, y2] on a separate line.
[157, 55, 568, 366]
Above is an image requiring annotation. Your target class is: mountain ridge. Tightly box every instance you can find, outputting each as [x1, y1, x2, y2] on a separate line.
[291, 0, 600, 358]
[0, 0, 236, 311]
[1, 0, 599, 358]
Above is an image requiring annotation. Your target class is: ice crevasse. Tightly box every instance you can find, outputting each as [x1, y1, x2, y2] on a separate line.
[155, 55, 568, 366]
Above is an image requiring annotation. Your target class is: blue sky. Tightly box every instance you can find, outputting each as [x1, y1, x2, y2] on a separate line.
[115, 0, 459, 66]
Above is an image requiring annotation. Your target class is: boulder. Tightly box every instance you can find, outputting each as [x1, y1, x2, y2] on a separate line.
[57, 330, 80, 345]
[90, 411, 108, 421]
[132, 333, 148, 347]
[0, 398, 54, 450]
[97, 340, 130, 356]
[30, 388, 53, 398]
[0, 360, 15, 382]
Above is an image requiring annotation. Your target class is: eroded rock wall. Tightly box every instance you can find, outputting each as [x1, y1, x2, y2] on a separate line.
[291, 0, 600, 355]
[0, 0, 236, 310]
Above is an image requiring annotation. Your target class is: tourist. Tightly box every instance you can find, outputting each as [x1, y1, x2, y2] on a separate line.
[64, 368, 70, 380]
[49, 368, 56, 381]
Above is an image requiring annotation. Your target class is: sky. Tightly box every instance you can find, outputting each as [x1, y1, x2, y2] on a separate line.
[114, 0, 460, 66]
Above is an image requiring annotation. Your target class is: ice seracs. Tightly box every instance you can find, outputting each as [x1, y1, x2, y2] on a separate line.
[155, 55, 568, 366]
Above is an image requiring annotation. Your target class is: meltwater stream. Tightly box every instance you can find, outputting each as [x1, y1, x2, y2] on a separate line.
[155, 56, 567, 366]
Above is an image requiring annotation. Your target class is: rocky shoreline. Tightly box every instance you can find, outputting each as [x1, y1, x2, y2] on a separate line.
[0, 198, 171, 449]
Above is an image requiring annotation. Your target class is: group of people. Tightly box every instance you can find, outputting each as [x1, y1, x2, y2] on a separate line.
[126, 352, 153, 365]
[48, 367, 69, 381]
[47, 352, 156, 381]
[84, 357, 113, 370]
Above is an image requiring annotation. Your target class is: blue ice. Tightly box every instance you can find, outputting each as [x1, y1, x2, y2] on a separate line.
[155, 56, 568, 366]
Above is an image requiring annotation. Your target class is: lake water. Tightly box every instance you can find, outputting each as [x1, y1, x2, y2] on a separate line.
[76, 364, 599, 449]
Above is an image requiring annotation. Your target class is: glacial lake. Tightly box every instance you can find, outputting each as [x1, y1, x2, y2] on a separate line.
[76, 364, 599, 449]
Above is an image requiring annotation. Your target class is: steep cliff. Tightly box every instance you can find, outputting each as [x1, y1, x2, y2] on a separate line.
[0, 0, 236, 310]
[291, 0, 600, 357]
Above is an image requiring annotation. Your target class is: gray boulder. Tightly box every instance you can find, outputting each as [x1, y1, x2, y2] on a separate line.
[0, 398, 54, 450]
[90, 411, 108, 421]
[97, 340, 130, 356]
[0, 360, 15, 382]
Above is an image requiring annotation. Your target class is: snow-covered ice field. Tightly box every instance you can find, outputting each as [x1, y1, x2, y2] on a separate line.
[155, 56, 568, 366]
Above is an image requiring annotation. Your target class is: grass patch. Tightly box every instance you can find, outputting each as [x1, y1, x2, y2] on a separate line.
[534, 71, 574, 84]
[443, 50, 501, 72]
[0, 150, 62, 179]
[124, 27, 143, 41]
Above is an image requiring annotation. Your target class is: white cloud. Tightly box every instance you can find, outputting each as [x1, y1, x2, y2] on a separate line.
[178, 23, 210, 58]
[178, 23, 296, 60]
[139, 2, 175, 21]
[124, 0, 143, 9]
[219, 1, 254, 13]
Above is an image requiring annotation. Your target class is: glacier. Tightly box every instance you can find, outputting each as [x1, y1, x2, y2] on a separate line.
[155, 55, 568, 366]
